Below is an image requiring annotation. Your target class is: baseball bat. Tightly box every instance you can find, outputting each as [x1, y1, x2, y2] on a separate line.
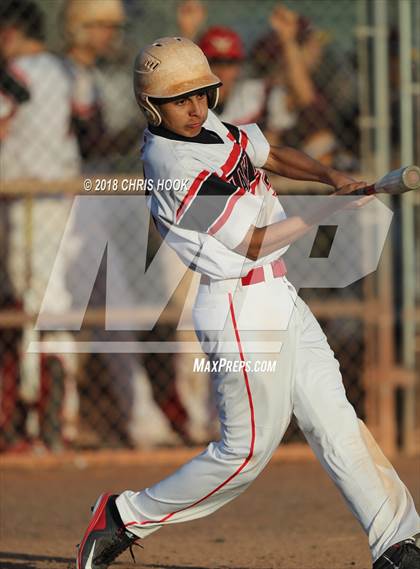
[352, 165, 420, 196]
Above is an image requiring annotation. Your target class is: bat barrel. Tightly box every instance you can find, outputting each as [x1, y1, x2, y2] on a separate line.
[350, 165, 420, 196]
[402, 165, 420, 190]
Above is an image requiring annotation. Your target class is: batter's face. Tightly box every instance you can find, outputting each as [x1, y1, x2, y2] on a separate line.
[158, 93, 209, 137]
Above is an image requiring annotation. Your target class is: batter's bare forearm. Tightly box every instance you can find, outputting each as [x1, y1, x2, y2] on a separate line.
[263, 146, 350, 188]
[235, 182, 371, 261]
[235, 197, 344, 260]
[235, 217, 310, 260]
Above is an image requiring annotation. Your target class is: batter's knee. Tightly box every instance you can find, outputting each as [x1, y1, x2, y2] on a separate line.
[303, 405, 367, 460]
[296, 382, 359, 441]
[214, 431, 276, 481]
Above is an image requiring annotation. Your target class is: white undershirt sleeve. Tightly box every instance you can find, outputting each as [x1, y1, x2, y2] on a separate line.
[239, 123, 270, 168]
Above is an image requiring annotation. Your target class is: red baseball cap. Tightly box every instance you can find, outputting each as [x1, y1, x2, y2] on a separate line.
[198, 26, 245, 62]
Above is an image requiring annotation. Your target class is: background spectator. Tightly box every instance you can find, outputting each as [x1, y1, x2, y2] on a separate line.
[62, 0, 139, 171]
[60, 0, 191, 448]
[251, 4, 338, 164]
[0, 0, 81, 450]
[177, 0, 334, 162]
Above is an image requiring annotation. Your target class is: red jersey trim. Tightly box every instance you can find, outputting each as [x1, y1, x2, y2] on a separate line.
[220, 138, 242, 179]
[207, 187, 246, 236]
[239, 129, 248, 150]
[176, 126, 250, 225]
[176, 169, 211, 222]
[249, 170, 261, 195]
[220, 129, 249, 180]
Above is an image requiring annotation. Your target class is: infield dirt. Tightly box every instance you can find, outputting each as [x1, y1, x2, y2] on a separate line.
[1, 453, 419, 569]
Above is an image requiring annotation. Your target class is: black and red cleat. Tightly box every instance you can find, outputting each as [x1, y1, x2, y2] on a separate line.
[373, 538, 420, 569]
[76, 493, 141, 569]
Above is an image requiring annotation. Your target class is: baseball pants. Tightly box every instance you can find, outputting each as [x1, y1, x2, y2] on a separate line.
[117, 270, 420, 562]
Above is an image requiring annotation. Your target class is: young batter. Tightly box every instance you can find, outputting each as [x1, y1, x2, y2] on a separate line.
[76, 37, 420, 569]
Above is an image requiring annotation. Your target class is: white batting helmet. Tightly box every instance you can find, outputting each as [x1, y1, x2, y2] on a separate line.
[63, 0, 125, 47]
[133, 37, 222, 126]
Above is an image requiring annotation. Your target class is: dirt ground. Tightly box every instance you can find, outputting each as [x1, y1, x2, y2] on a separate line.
[0, 452, 419, 569]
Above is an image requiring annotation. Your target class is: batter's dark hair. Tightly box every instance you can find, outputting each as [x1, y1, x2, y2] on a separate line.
[0, 0, 45, 41]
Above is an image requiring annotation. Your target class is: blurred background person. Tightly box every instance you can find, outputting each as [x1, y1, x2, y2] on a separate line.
[177, 0, 282, 128]
[61, 0, 140, 172]
[0, 0, 80, 179]
[251, 4, 338, 165]
[177, 1, 331, 157]
[198, 25, 271, 125]
[251, 4, 359, 169]
[0, 31, 30, 319]
[0, 0, 80, 450]
[60, 0, 192, 448]
[176, 0, 207, 42]
[0, 60, 29, 451]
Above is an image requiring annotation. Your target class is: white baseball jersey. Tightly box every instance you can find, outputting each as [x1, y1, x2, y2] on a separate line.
[0, 52, 80, 180]
[0, 51, 81, 314]
[143, 109, 288, 280]
[0, 89, 16, 119]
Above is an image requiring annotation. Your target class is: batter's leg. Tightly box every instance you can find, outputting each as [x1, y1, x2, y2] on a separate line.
[116, 287, 298, 539]
[292, 297, 420, 562]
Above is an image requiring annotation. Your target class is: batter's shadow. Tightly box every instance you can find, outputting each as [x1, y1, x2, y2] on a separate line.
[144, 565, 270, 569]
[0, 551, 73, 568]
[0, 553, 273, 569]
[145, 566, 217, 569]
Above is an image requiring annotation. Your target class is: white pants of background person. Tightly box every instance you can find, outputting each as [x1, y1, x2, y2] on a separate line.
[8, 197, 78, 419]
[60, 196, 178, 446]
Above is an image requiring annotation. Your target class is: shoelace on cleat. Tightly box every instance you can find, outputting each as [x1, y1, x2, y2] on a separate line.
[94, 527, 142, 565]
[128, 542, 143, 564]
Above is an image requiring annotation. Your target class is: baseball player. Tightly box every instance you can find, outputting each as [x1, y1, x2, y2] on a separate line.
[76, 38, 420, 569]
[61, 0, 191, 446]
[0, 0, 81, 447]
[0, 0, 80, 306]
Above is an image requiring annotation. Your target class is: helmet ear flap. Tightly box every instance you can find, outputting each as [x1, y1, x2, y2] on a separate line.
[207, 86, 219, 109]
[140, 96, 162, 126]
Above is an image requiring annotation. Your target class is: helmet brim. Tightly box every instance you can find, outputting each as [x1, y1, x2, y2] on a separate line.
[139, 68, 221, 97]
[149, 81, 222, 104]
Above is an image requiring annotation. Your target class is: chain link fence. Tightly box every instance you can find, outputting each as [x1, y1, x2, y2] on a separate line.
[0, 0, 418, 454]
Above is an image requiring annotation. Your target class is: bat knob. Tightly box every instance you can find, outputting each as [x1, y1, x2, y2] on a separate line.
[402, 165, 420, 190]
